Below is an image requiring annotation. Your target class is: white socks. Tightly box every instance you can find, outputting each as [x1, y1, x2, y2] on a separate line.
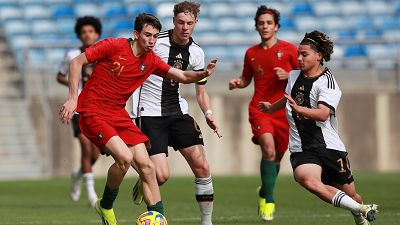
[83, 172, 97, 198]
[195, 176, 213, 225]
[331, 190, 361, 213]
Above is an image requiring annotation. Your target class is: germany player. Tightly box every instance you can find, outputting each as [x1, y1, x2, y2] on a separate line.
[258, 30, 378, 225]
[228, 6, 298, 221]
[57, 16, 101, 208]
[59, 12, 218, 225]
[130, 2, 220, 225]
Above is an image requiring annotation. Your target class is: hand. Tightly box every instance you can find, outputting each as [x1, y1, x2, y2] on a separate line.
[229, 79, 241, 90]
[59, 98, 77, 124]
[257, 101, 273, 113]
[205, 57, 219, 76]
[284, 94, 300, 113]
[206, 114, 222, 138]
[274, 67, 289, 80]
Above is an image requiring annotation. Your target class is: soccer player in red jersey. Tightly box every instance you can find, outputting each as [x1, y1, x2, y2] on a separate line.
[59, 13, 218, 225]
[228, 6, 298, 222]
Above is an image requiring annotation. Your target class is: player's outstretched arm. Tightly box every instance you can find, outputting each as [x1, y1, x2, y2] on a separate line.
[165, 58, 218, 84]
[59, 53, 89, 124]
[195, 84, 222, 138]
[258, 96, 287, 114]
[228, 76, 252, 90]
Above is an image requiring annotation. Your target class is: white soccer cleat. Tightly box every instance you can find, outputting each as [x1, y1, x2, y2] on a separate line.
[88, 194, 98, 208]
[358, 204, 379, 222]
[70, 169, 82, 202]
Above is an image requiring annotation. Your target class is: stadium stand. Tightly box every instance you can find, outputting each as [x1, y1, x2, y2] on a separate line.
[0, 0, 399, 70]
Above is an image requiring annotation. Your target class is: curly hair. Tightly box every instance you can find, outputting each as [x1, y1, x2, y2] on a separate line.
[74, 16, 102, 38]
[254, 5, 280, 28]
[134, 12, 162, 33]
[173, 1, 201, 19]
[300, 30, 334, 65]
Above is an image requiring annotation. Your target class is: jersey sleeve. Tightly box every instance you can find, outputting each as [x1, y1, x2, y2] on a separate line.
[85, 37, 117, 63]
[317, 76, 341, 113]
[242, 49, 253, 78]
[58, 51, 72, 76]
[152, 54, 172, 78]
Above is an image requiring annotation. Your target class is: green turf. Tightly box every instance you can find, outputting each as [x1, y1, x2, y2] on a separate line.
[0, 172, 398, 224]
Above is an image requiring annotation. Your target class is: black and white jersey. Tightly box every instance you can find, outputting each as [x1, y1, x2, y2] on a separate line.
[130, 29, 205, 118]
[285, 67, 346, 153]
[58, 48, 95, 95]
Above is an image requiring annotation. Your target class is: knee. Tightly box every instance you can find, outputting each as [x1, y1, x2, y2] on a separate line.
[115, 154, 132, 173]
[261, 147, 275, 160]
[138, 160, 156, 177]
[157, 173, 169, 186]
[301, 179, 321, 194]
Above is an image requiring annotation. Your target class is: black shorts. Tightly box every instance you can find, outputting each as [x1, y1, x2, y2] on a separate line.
[71, 114, 82, 137]
[290, 148, 354, 186]
[135, 114, 204, 156]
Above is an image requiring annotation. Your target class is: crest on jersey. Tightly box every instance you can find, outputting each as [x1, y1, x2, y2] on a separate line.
[173, 59, 183, 70]
[257, 125, 261, 130]
[139, 62, 147, 74]
[295, 92, 304, 105]
[97, 132, 104, 140]
[276, 50, 283, 60]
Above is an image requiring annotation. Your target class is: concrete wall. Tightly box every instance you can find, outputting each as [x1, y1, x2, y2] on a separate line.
[34, 68, 400, 177]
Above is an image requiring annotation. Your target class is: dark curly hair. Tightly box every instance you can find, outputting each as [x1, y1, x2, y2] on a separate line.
[74, 16, 102, 38]
[300, 30, 334, 65]
[174, 1, 201, 19]
[254, 5, 280, 28]
[134, 12, 162, 33]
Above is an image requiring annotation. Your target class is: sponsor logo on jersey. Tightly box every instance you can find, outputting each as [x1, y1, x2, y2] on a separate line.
[276, 50, 283, 60]
[119, 55, 127, 60]
[146, 142, 152, 151]
[299, 85, 304, 90]
[176, 53, 183, 59]
[139, 62, 147, 74]
[251, 57, 257, 61]
[97, 132, 104, 140]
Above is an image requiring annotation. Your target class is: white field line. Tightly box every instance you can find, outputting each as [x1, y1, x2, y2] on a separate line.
[1, 213, 398, 224]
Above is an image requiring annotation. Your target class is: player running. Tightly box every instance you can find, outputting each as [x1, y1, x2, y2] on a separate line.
[57, 16, 101, 208]
[59, 12, 218, 225]
[258, 30, 379, 225]
[228, 5, 298, 222]
[130, 2, 220, 225]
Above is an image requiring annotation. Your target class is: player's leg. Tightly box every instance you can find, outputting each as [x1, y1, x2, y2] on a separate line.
[129, 143, 163, 214]
[335, 182, 368, 225]
[180, 145, 213, 225]
[70, 114, 83, 202]
[77, 133, 99, 207]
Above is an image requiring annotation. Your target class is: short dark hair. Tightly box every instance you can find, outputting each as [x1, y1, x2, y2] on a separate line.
[134, 12, 162, 33]
[300, 30, 334, 65]
[254, 5, 280, 28]
[173, 1, 201, 19]
[74, 16, 102, 38]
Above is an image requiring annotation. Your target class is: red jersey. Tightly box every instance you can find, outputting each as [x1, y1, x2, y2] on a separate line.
[242, 40, 298, 117]
[77, 37, 171, 115]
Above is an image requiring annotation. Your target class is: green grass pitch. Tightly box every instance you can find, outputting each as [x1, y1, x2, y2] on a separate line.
[0, 172, 399, 224]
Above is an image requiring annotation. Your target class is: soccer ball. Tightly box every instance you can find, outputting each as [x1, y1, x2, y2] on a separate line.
[136, 211, 168, 225]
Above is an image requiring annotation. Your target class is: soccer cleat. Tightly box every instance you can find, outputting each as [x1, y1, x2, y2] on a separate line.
[358, 204, 379, 222]
[88, 194, 98, 208]
[132, 178, 143, 205]
[256, 186, 274, 221]
[70, 169, 81, 202]
[95, 198, 118, 225]
[355, 219, 370, 225]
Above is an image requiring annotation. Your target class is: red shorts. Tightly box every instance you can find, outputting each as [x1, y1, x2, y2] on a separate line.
[249, 110, 289, 153]
[79, 110, 149, 154]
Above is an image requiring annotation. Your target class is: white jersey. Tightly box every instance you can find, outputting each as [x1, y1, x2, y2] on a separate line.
[58, 48, 95, 96]
[130, 30, 206, 118]
[285, 67, 346, 153]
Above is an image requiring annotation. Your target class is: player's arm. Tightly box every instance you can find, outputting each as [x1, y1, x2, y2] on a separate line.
[57, 73, 69, 86]
[195, 84, 222, 138]
[285, 94, 330, 121]
[258, 96, 287, 114]
[228, 75, 252, 90]
[274, 67, 289, 80]
[59, 52, 89, 124]
[165, 58, 218, 84]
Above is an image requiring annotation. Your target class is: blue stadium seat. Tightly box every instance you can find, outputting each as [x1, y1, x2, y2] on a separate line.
[229, 45, 251, 60]
[314, 2, 340, 17]
[217, 17, 243, 33]
[279, 17, 295, 31]
[378, 16, 400, 30]
[18, 0, 44, 6]
[3, 21, 30, 36]
[224, 31, 258, 45]
[366, 43, 397, 69]
[47, 47, 67, 63]
[360, 30, 383, 40]
[195, 18, 217, 33]
[160, 17, 174, 31]
[36, 33, 60, 41]
[0, 7, 23, 22]
[344, 45, 367, 57]
[341, 1, 367, 16]
[113, 19, 134, 32]
[156, 3, 174, 20]
[57, 19, 76, 35]
[31, 20, 58, 36]
[28, 48, 45, 65]
[337, 30, 357, 40]
[52, 6, 75, 19]
[322, 17, 348, 32]
[44, 0, 72, 6]
[128, 4, 155, 18]
[294, 16, 321, 33]
[23, 6, 52, 21]
[350, 16, 373, 31]
[8, 35, 31, 51]
[242, 17, 255, 32]
[114, 31, 133, 38]
[72, 0, 94, 3]
[202, 45, 229, 60]
[74, 3, 100, 18]
[209, 3, 231, 18]
[193, 32, 221, 46]
[267, 2, 291, 17]
[105, 5, 128, 19]
[97, 0, 122, 4]
[366, 1, 394, 16]
[234, 2, 257, 18]
[0, 0, 17, 7]
[292, 2, 314, 16]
